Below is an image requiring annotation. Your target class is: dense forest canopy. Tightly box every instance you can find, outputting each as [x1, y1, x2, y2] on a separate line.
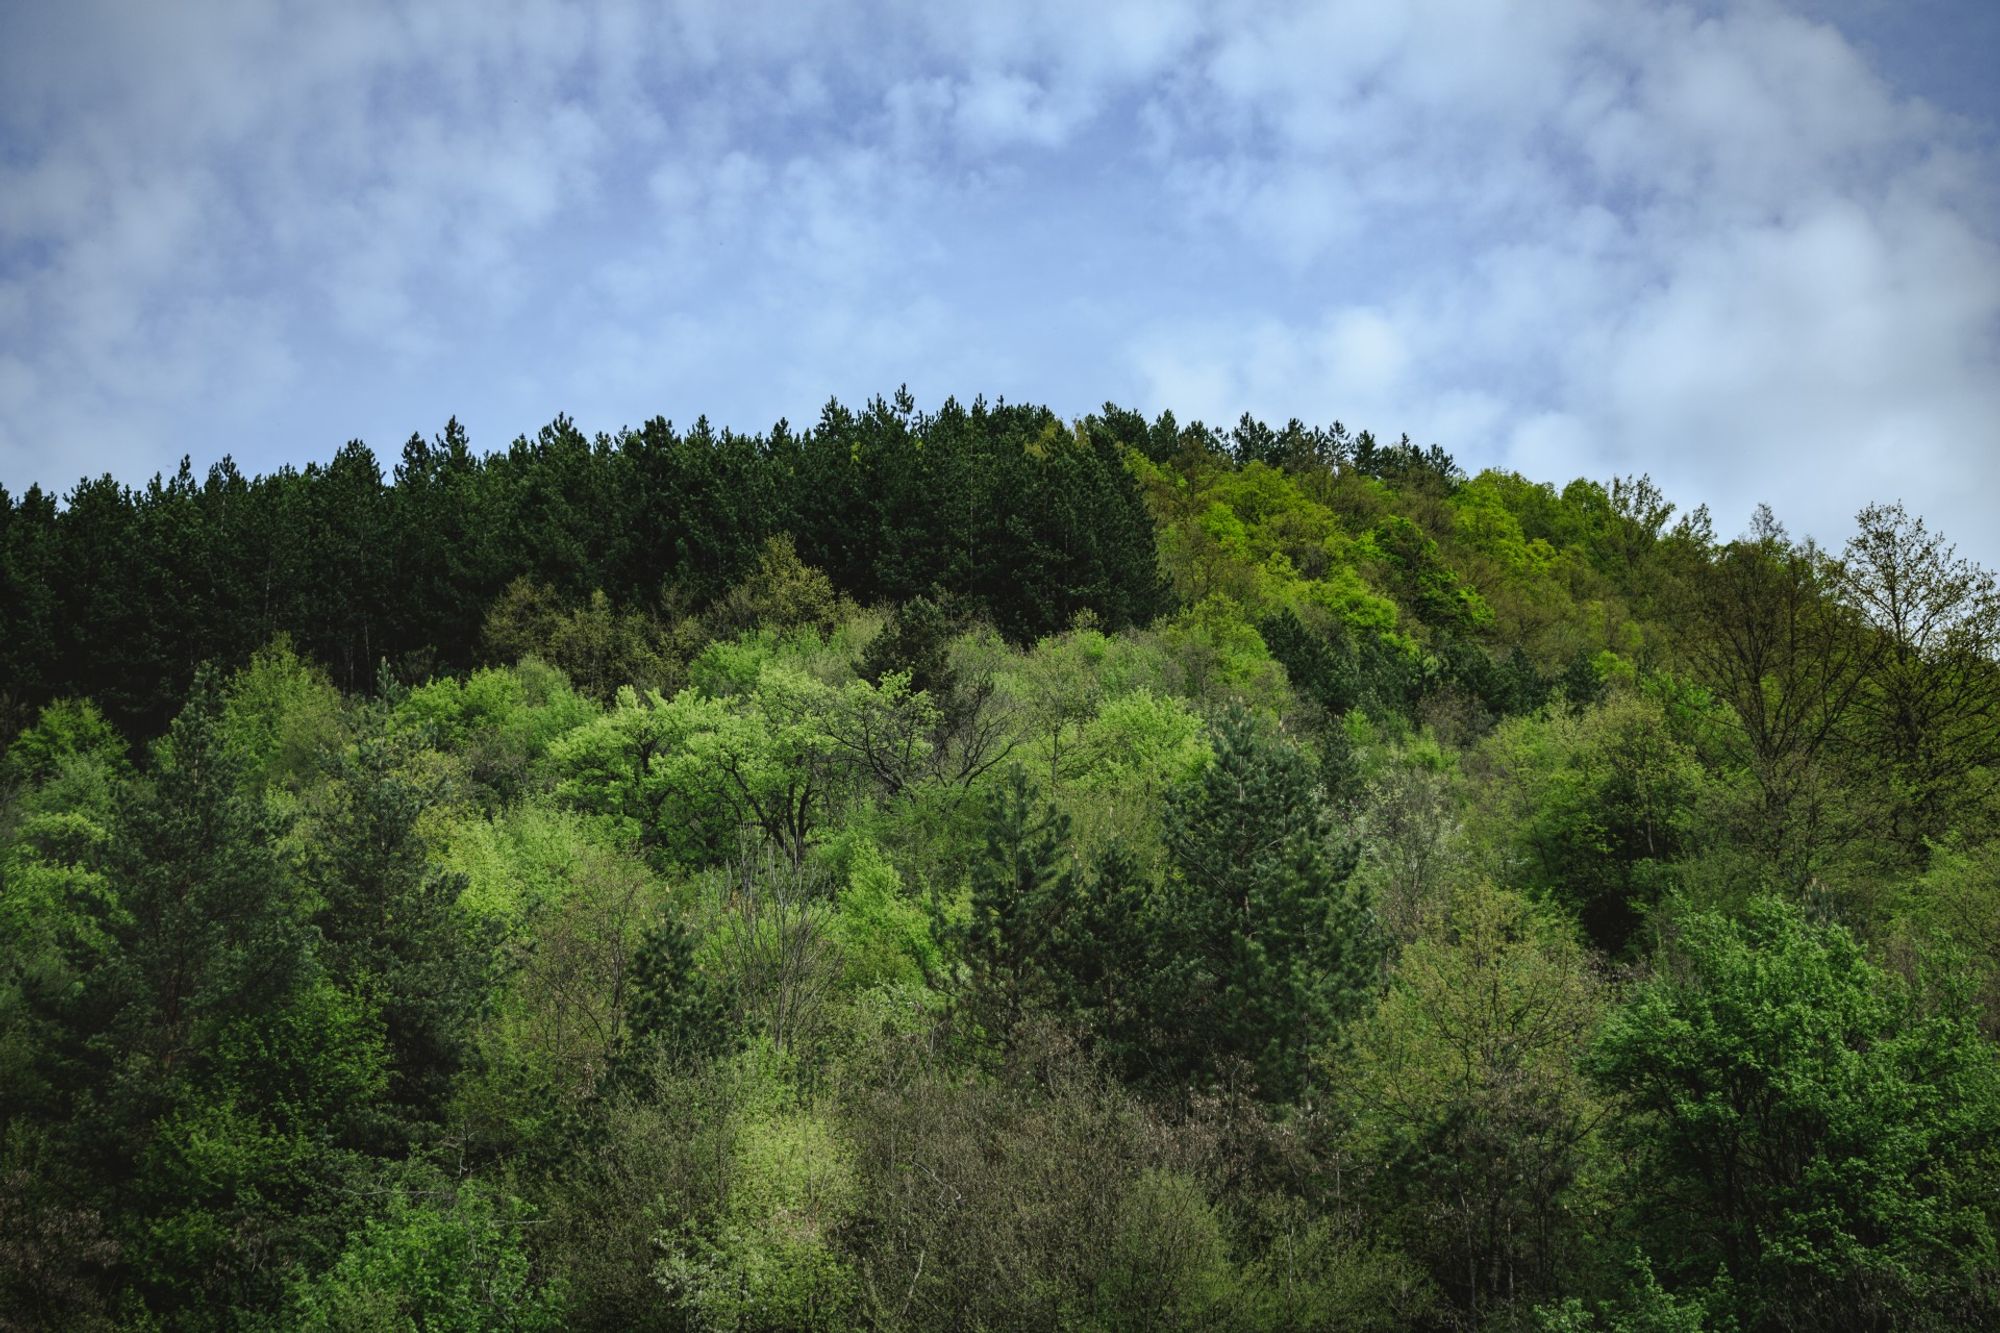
[2, 392, 1998, 1330]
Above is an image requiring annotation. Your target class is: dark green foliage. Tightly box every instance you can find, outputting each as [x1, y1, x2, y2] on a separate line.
[1501, 695, 1704, 956]
[1840, 502, 2000, 862]
[100, 667, 312, 1122]
[1431, 632, 1550, 720]
[1152, 707, 1378, 1102]
[1260, 608, 1361, 718]
[86, 669, 376, 1321]
[957, 767, 1078, 1041]
[1353, 431, 1464, 494]
[861, 593, 963, 699]
[1374, 514, 1487, 631]
[302, 736, 496, 1140]
[615, 914, 727, 1081]
[1558, 648, 1607, 707]
[0, 393, 1167, 738]
[0, 1144, 121, 1331]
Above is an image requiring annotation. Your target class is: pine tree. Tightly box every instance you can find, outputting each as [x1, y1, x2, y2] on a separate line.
[1155, 706, 1377, 1102]
[612, 914, 725, 1084]
[958, 767, 1076, 1041]
[303, 734, 495, 1138]
[104, 666, 309, 1109]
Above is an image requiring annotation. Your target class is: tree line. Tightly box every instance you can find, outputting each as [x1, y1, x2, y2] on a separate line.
[0, 390, 1161, 739]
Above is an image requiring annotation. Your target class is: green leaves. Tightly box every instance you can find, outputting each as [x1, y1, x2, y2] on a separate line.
[287, 1176, 565, 1332]
[1593, 898, 2000, 1328]
[1154, 706, 1378, 1102]
[1342, 882, 1606, 1319]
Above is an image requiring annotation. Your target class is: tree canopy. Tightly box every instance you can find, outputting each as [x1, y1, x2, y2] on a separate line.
[2, 392, 1996, 1330]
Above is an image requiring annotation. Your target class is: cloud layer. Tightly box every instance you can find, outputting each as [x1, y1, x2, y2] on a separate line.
[2, 0, 1995, 564]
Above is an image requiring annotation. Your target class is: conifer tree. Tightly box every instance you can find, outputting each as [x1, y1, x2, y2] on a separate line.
[1155, 706, 1377, 1102]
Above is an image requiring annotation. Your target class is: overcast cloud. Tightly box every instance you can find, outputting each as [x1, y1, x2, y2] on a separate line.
[1, 0, 1995, 564]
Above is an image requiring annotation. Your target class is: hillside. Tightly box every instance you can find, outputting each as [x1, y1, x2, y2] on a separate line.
[2, 395, 1998, 1330]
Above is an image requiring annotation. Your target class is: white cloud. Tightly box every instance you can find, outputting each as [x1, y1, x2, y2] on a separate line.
[0, 0, 1993, 570]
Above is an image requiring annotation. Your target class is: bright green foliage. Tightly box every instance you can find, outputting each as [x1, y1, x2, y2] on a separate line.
[1593, 898, 2000, 1329]
[441, 802, 619, 923]
[1157, 594, 1291, 711]
[0, 698, 130, 1045]
[673, 664, 852, 867]
[0, 703, 126, 1056]
[544, 687, 734, 866]
[655, 1050, 860, 1331]
[550, 660, 924, 873]
[3, 697, 126, 788]
[1534, 1255, 1715, 1332]
[287, 1176, 565, 1332]
[826, 837, 939, 990]
[1153, 706, 1378, 1101]
[447, 806, 678, 1141]
[394, 660, 596, 802]
[1894, 836, 2000, 1034]
[1371, 513, 1493, 633]
[217, 637, 345, 804]
[1059, 687, 1210, 868]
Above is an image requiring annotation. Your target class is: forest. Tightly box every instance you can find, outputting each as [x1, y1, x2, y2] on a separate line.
[1, 389, 1997, 1330]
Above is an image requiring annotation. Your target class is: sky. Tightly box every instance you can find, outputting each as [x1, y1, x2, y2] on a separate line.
[1, 0, 1996, 566]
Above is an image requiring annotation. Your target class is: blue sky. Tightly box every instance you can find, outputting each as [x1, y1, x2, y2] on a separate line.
[2, 1, 1996, 566]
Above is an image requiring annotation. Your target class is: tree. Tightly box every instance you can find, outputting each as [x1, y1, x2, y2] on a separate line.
[1342, 882, 1606, 1323]
[92, 670, 387, 1321]
[1676, 506, 1873, 882]
[1152, 706, 1378, 1102]
[957, 767, 1077, 1042]
[1592, 897, 2000, 1329]
[615, 913, 727, 1080]
[1840, 502, 2000, 860]
[102, 667, 312, 1118]
[287, 1175, 565, 1332]
[1482, 693, 1706, 956]
[300, 735, 495, 1138]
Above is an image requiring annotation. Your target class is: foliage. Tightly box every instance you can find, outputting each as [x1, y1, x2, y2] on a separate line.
[1480, 690, 1708, 954]
[1, 398, 1996, 1327]
[1592, 897, 2000, 1329]
[1152, 706, 1379, 1101]
[1342, 881, 1607, 1321]
[286, 1176, 565, 1332]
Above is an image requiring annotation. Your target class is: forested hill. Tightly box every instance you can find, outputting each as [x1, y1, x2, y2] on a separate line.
[3, 393, 1999, 1330]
